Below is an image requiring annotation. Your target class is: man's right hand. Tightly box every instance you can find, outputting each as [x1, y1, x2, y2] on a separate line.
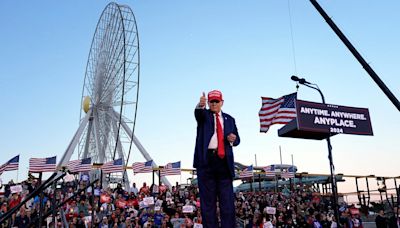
[199, 92, 206, 108]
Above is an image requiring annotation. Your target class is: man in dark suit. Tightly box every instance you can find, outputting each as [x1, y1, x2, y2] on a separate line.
[194, 90, 240, 228]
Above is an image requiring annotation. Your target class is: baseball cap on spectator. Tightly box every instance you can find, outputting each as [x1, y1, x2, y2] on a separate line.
[208, 90, 223, 102]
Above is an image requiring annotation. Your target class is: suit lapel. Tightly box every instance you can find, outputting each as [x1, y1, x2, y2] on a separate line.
[209, 110, 215, 133]
[222, 112, 228, 136]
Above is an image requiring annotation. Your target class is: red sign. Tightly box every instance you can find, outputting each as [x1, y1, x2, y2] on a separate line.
[116, 199, 127, 208]
[126, 199, 134, 207]
[100, 193, 111, 203]
[349, 208, 360, 215]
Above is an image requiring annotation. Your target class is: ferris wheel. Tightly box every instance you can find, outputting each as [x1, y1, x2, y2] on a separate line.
[57, 3, 170, 187]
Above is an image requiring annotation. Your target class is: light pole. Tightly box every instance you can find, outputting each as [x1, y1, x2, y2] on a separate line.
[291, 75, 340, 224]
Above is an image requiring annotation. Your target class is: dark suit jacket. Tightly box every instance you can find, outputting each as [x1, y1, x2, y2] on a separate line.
[193, 108, 240, 177]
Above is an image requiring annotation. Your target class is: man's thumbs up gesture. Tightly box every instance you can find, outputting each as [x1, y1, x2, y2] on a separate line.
[199, 92, 207, 108]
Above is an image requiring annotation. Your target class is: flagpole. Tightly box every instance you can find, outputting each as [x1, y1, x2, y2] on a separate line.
[252, 164, 255, 193]
[38, 172, 44, 227]
[279, 145, 283, 190]
[254, 155, 259, 192]
[291, 154, 295, 191]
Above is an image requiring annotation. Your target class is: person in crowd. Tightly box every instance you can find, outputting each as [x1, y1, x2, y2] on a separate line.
[388, 207, 399, 228]
[2, 169, 390, 228]
[140, 182, 150, 195]
[376, 209, 388, 228]
[13, 207, 30, 228]
[130, 182, 139, 196]
[99, 216, 109, 228]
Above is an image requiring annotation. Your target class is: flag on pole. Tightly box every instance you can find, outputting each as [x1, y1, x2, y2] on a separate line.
[68, 157, 92, 173]
[160, 161, 181, 176]
[29, 156, 56, 173]
[239, 165, 253, 179]
[0, 155, 19, 175]
[102, 158, 123, 174]
[132, 160, 153, 174]
[263, 165, 276, 177]
[281, 166, 295, 179]
[259, 93, 297, 132]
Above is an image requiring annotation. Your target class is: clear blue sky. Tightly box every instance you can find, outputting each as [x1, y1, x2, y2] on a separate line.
[0, 1, 399, 194]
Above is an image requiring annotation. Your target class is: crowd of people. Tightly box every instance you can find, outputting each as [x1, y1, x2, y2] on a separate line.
[0, 175, 398, 228]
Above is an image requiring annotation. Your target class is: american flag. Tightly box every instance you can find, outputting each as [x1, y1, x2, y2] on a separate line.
[239, 165, 253, 179]
[0, 155, 19, 175]
[102, 158, 123, 174]
[67, 157, 92, 173]
[160, 161, 181, 177]
[29, 156, 56, 173]
[263, 165, 276, 177]
[132, 160, 153, 174]
[259, 93, 297, 132]
[281, 166, 295, 179]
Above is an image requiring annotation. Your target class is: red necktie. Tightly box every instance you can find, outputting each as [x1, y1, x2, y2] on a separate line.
[215, 113, 225, 159]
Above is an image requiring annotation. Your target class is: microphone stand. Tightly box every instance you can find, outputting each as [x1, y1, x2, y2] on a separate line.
[299, 81, 340, 225]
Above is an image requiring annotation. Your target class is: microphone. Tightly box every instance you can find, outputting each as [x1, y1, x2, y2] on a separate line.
[291, 75, 309, 84]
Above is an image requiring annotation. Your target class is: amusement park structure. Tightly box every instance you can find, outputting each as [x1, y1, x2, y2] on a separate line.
[57, 2, 170, 188]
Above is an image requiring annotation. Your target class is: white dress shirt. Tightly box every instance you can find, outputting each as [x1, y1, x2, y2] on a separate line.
[208, 111, 224, 149]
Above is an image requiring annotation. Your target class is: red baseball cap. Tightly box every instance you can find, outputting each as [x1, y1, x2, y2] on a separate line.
[208, 90, 223, 101]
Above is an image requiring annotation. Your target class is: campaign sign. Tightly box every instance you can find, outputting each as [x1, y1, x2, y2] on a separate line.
[11, 185, 23, 193]
[63, 174, 75, 183]
[143, 196, 154, 205]
[266, 207, 276, 215]
[100, 193, 111, 203]
[349, 208, 360, 215]
[296, 100, 373, 135]
[182, 205, 194, 213]
[152, 185, 159, 193]
[155, 199, 163, 207]
[116, 199, 127, 208]
[84, 216, 92, 223]
[139, 201, 148, 209]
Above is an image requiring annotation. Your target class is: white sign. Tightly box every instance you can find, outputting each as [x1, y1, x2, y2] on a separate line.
[139, 201, 147, 209]
[63, 174, 75, 182]
[84, 216, 92, 222]
[266, 207, 276, 215]
[155, 199, 163, 207]
[263, 221, 273, 228]
[81, 174, 89, 181]
[143, 196, 154, 205]
[152, 185, 159, 193]
[182, 205, 194, 213]
[154, 206, 161, 211]
[11, 185, 23, 193]
[194, 223, 203, 228]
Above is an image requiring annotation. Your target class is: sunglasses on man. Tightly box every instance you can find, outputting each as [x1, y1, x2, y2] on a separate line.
[209, 100, 220, 104]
